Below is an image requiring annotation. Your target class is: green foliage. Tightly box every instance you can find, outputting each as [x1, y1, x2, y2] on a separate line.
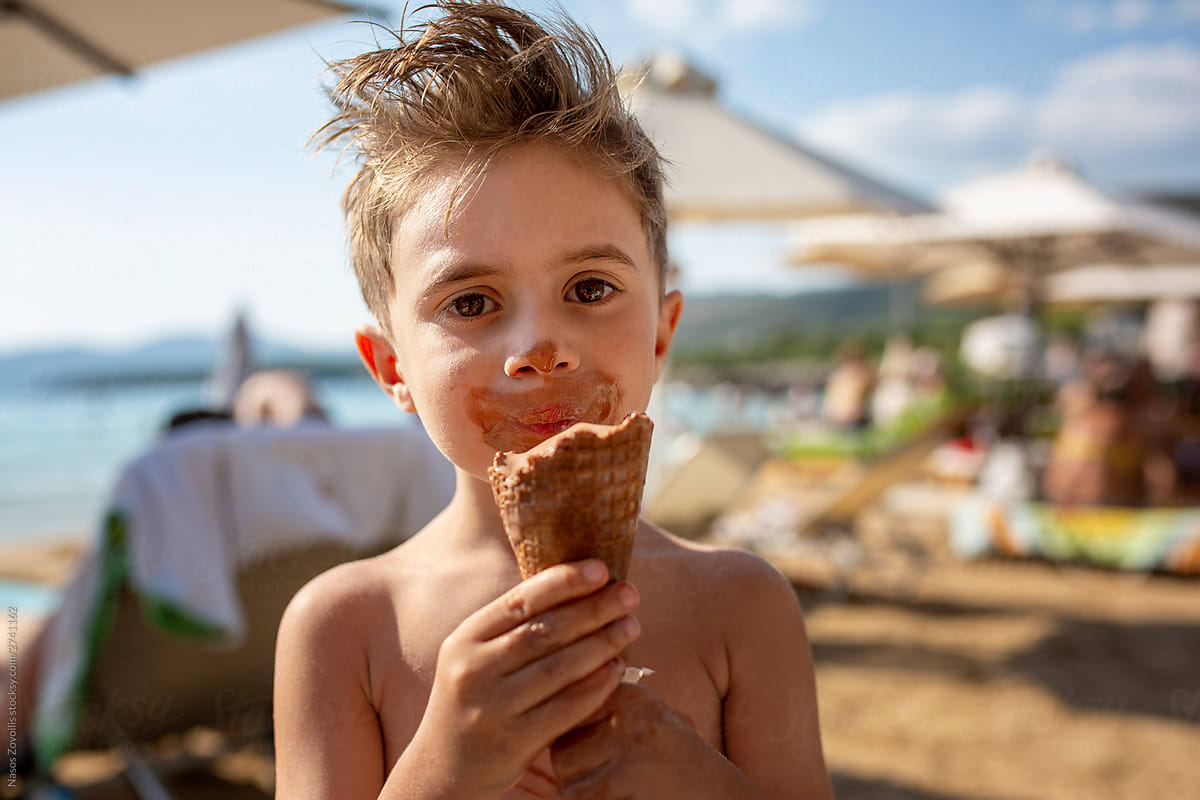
[778, 389, 959, 462]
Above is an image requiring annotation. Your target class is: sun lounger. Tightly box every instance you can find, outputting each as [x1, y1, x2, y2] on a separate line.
[23, 423, 454, 797]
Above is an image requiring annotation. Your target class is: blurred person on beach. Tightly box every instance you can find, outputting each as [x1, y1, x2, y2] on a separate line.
[1041, 352, 1175, 506]
[273, 4, 832, 799]
[870, 333, 918, 428]
[821, 340, 873, 429]
[910, 347, 946, 400]
[1125, 357, 1179, 505]
[1171, 341, 1200, 498]
[160, 368, 328, 434]
[231, 368, 328, 428]
[1043, 334, 1081, 387]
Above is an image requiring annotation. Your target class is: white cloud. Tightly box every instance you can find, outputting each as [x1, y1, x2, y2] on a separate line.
[1029, 0, 1191, 32]
[800, 87, 1031, 191]
[1172, 0, 1200, 21]
[1112, 0, 1154, 28]
[721, 0, 817, 31]
[797, 43, 1200, 192]
[624, 0, 700, 32]
[1035, 43, 1200, 163]
[1063, 2, 1104, 33]
[623, 0, 817, 36]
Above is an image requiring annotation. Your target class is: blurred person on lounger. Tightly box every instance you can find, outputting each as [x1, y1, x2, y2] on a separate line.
[232, 368, 328, 428]
[822, 341, 874, 429]
[1043, 354, 1151, 506]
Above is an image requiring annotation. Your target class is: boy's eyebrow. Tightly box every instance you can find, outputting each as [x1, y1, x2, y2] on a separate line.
[418, 262, 503, 303]
[560, 244, 640, 272]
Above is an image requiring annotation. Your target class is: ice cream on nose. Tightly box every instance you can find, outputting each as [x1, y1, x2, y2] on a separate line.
[487, 412, 653, 581]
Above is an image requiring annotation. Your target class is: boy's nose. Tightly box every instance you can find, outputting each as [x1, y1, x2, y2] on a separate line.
[504, 339, 580, 377]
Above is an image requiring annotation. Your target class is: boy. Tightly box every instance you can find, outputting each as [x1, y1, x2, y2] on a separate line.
[273, 3, 833, 798]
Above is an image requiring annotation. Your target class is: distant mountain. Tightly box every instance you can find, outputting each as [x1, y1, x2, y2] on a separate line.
[673, 282, 927, 355]
[0, 335, 354, 390]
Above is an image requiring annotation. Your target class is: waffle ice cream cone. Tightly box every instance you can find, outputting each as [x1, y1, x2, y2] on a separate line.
[488, 412, 653, 581]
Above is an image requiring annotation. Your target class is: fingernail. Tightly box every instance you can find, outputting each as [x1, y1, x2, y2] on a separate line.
[618, 583, 637, 609]
[621, 616, 639, 637]
[583, 561, 606, 583]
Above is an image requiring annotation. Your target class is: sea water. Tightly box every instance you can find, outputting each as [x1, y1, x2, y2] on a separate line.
[0, 377, 407, 542]
[0, 377, 781, 544]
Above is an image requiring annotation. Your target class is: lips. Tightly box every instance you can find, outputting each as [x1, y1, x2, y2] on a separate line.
[489, 413, 580, 453]
[514, 403, 580, 427]
[518, 419, 577, 437]
[506, 404, 581, 446]
[466, 375, 624, 453]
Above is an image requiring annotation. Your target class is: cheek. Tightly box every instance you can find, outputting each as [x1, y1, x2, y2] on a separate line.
[403, 331, 496, 468]
[595, 310, 659, 407]
[411, 341, 473, 418]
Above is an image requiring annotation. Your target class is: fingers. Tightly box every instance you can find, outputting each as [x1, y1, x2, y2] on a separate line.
[463, 560, 610, 642]
[551, 716, 619, 786]
[563, 683, 648, 736]
[519, 653, 626, 744]
[501, 613, 640, 712]
[484, 579, 639, 676]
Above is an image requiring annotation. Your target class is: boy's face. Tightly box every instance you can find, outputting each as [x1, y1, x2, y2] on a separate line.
[356, 143, 683, 480]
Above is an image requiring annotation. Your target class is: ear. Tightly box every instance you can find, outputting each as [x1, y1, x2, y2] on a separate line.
[653, 290, 685, 382]
[354, 324, 417, 413]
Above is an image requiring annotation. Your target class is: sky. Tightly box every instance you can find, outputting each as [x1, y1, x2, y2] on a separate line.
[2, 0, 1199, 353]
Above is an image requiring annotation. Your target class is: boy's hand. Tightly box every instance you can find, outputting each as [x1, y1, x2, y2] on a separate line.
[550, 684, 763, 800]
[407, 559, 640, 799]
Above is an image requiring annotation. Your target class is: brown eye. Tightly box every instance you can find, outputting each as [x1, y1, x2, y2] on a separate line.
[452, 294, 487, 317]
[572, 278, 613, 303]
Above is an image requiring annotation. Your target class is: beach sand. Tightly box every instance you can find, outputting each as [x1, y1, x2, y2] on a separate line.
[805, 557, 1200, 799]
[4, 504, 1198, 799]
[0, 535, 89, 586]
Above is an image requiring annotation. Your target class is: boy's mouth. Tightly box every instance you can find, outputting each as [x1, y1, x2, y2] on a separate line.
[467, 374, 623, 452]
[515, 403, 579, 427]
[504, 417, 579, 448]
[490, 405, 583, 452]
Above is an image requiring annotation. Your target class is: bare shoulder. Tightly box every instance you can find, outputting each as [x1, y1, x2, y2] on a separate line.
[275, 550, 404, 714]
[281, 546, 404, 639]
[635, 522, 797, 612]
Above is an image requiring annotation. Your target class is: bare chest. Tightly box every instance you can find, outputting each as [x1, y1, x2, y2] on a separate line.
[368, 579, 728, 792]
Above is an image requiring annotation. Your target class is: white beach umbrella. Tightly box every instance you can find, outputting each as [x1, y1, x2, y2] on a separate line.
[621, 52, 931, 223]
[788, 158, 1200, 289]
[924, 262, 1200, 309]
[1042, 264, 1200, 305]
[0, 0, 369, 103]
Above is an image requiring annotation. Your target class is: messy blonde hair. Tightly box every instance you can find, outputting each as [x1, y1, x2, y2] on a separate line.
[310, 1, 668, 337]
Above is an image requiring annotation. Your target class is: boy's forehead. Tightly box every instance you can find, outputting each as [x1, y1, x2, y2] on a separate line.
[387, 144, 652, 284]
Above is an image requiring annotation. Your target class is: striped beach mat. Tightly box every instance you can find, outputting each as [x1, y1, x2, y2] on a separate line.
[951, 494, 1200, 574]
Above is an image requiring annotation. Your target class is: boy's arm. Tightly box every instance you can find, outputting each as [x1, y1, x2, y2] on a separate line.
[273, 568, 391, 800]
[721, 554, 834, 800]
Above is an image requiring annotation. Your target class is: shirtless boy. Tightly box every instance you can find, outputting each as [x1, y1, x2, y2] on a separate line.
[273, 3, 832, 797]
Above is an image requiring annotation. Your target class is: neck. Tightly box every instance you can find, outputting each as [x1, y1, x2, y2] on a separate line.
[437, 466, 512, 553]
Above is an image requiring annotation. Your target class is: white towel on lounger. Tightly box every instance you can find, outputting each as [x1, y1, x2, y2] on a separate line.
[31, 422, 453, 769]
